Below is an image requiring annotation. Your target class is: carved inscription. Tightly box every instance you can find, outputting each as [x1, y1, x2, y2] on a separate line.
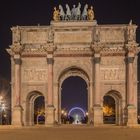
[23, 69, 47, 81]
[101, 68, 125, 80]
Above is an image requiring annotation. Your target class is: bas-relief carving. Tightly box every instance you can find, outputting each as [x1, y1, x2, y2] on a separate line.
[23, 69, 47, 81]
[99, 29, 125, 43]
[21, 31, 48, 44]
[100, 56, 125, 81]
[54, 31, 92, 44]
[101, 68, 125, 80]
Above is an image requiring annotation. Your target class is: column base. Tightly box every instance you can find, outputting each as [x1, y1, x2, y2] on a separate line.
[88, 108, 94, 124]
[12, 105, 23, 126]
[93, 105, 103, 126]
[46, 105, 55, 125]
[127, 105, 137, 126]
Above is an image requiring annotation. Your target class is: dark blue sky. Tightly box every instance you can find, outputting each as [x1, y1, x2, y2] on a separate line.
[61, 76, 88, 111]
[0, 0, 140, 79]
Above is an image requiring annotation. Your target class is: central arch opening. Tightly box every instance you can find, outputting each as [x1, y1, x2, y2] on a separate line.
[61, 76, 88, 124]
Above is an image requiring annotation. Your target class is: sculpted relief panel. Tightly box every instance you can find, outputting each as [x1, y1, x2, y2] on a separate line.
[21, 58, 48, 82]
[21, 31, 48, 44]
[22, 68, 47, 82]
[54, 31, 92, 44]
[99, 28, 125, 43]
[100, 57, 125, 81]
[101, 68, 125, 81]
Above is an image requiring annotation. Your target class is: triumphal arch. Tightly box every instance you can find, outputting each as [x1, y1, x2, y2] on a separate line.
[7, 4, 139, 126]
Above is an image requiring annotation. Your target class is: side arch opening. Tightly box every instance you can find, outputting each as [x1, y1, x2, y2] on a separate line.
[103, 90, 122, 125]
[26, 91, 45, 126]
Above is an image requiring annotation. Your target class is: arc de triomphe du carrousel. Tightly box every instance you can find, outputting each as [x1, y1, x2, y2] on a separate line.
[7, 3, 140, 126]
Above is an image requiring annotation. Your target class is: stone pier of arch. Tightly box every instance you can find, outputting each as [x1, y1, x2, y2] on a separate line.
[7, 20, 140, 127]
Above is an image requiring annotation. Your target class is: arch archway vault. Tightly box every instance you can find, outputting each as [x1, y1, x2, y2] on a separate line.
[58, 67, 90, 124]
[7, 19, 139, 126]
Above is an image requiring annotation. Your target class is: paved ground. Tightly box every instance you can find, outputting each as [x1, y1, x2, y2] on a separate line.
[0, 125, 140, 140]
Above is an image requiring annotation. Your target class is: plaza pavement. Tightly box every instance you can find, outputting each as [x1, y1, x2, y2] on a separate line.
[0, 125, 140, 140]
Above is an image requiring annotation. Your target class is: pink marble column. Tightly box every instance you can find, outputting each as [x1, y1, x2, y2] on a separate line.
[94, 56, 101, 106]
[126, 55, 137, 126]
[14, 55, 21, 106]
[127, 57, 134, 105]
[47, 57, 54, 106]
[46, 57, 55, 125]
[93, 54, 103, 125]
[12, 54, 23, 126]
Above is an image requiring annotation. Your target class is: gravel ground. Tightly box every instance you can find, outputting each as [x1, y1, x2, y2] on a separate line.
[0, 125, 140, 140]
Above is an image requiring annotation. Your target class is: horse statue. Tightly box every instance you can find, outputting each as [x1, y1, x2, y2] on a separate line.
[65, 4, 71, 20]
[75, 2, 81, 20]
[59, 5, 65, 20]
[81, 4, 88, 20]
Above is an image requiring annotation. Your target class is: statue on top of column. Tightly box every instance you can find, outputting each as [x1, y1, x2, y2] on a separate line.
[14, 26, 21, 43]
[127, 19, 135, 42]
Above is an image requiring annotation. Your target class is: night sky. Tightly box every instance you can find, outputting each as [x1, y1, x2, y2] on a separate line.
[0, 0, 140, 113]
[61, 76, 88, 111]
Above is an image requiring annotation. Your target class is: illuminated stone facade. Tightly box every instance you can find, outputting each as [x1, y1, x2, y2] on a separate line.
[7, 20, 139, 126]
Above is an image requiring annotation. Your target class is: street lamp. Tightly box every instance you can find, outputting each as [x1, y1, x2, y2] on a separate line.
[86, 112, 89, 116]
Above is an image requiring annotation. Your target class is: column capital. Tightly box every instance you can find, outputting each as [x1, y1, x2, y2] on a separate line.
[91, 43, 103, 54]
[44, 43, 56, 54]
[125, 43, 138, 54]
[11, 43, 24, 54]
